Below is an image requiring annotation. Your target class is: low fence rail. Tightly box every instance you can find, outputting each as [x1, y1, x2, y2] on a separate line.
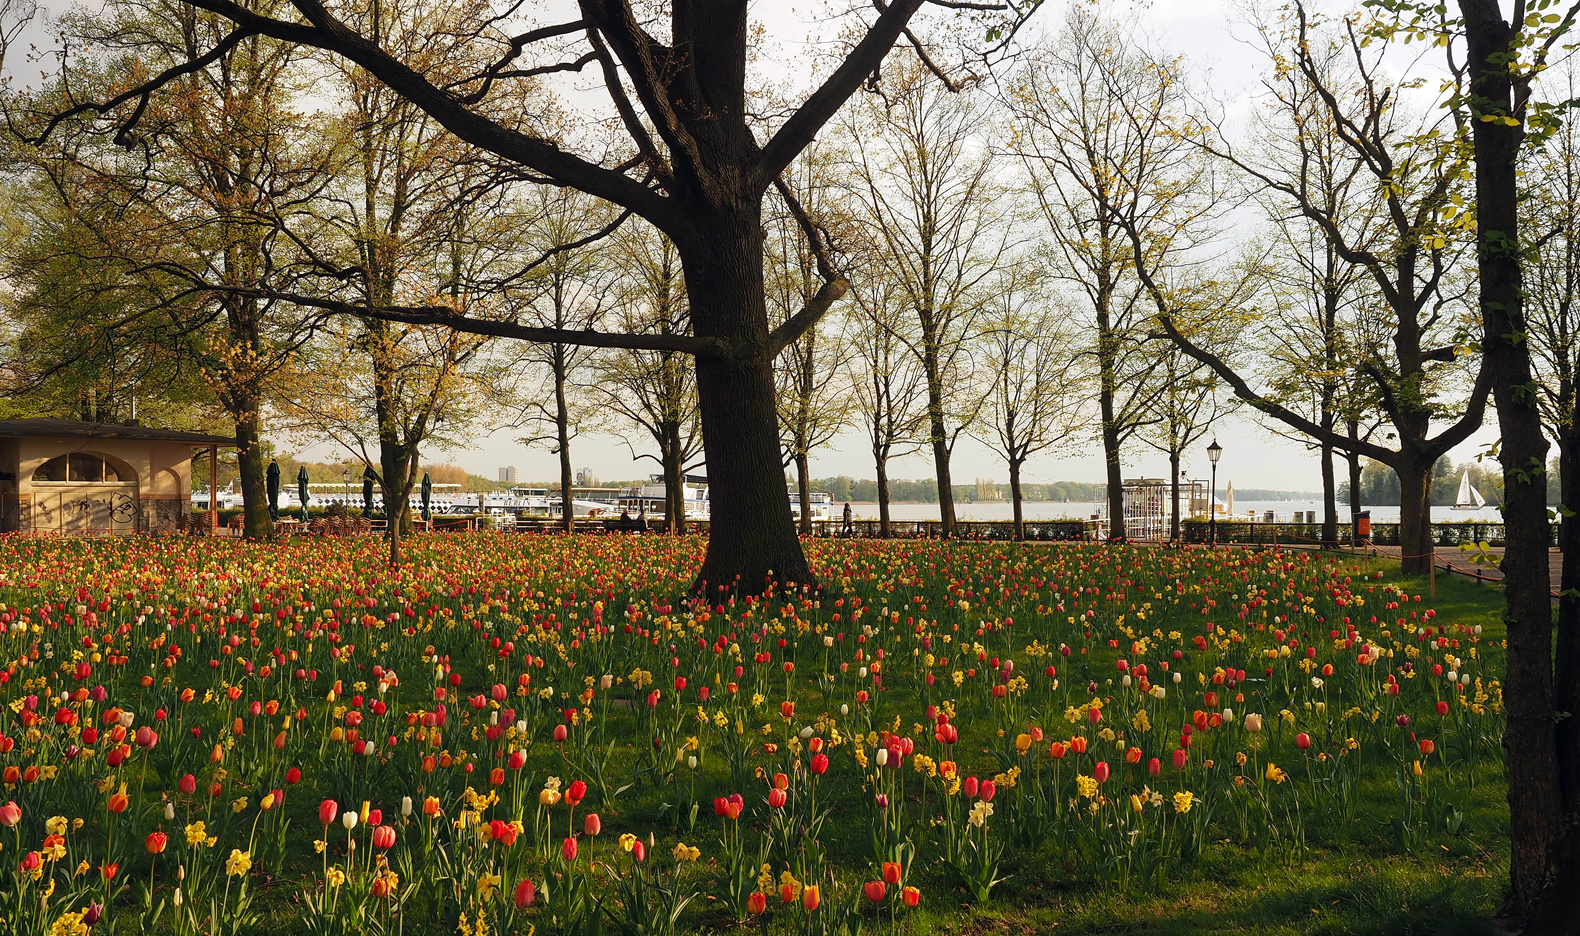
[178, 511, 1540, 548]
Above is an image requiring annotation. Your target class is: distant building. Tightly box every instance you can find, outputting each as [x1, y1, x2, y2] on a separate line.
[499, 466, 518, 483]
[576, 468, 597, 487]
[0, 418, 234, 534]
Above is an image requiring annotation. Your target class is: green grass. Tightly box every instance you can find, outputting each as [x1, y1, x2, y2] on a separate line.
[0, 537, 1517, 936]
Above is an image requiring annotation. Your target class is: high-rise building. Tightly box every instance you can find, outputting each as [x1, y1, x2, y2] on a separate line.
[499, 466, 517, 483]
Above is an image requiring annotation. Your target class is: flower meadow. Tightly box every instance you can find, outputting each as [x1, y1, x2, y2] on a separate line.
[0, 534, 1505, 935]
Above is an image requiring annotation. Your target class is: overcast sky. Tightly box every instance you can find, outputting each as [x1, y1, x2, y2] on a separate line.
[6, 0, 1505, 490]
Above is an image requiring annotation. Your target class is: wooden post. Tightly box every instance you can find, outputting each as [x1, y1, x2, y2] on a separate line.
[209, 445, 219, 537]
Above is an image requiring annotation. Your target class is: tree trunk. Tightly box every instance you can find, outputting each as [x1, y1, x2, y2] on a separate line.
[662, 419, 686, 535]
[1102, 419, 1125, 541]
[234, 403, 270, 539]
[555, 349, 574, 534]
[684, 210, 813, 595]
[1169, 448, 1182, 542]
[1394, 453, 1434, 575]
[1458, 5, 1567, 927]
[797, 451, 813, 536]
[1009, 457, 1025, 541]
[1346, 419, 1363, 529]
[379, 447, 414, 567]
[876, 454, 892, 539]
[1559, 429, 1580, 816]
[1098, 303, 1125, 541]
[919, 351, 957, 537]
[1321, 441, 1338, 548]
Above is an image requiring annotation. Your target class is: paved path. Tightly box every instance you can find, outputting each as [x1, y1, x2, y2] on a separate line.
[1364, 544, 1564, 591]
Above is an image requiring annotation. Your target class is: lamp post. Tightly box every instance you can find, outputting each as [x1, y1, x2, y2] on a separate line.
[342, 469, 350, 510]
[1207, 439, 1222, 547]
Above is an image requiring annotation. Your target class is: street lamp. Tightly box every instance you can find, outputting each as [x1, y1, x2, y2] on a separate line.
[1207, 439, 1223, 547]
[342, 469, 350, 508]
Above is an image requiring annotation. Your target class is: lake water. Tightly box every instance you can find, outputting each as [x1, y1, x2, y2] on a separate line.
[847, 501, 1510, 524]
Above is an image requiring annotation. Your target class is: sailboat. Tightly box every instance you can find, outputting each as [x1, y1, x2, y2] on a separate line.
[1452, 469, 1486, 511]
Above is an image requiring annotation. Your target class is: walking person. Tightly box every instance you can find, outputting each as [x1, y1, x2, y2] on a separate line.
[842, 502, 853, 537]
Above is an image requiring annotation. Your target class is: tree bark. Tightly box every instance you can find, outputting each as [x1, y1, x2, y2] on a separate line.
[234, 402, 270, 539]
[662, 419, 686, 535]
[1009, 457, 1026, 541]
[876, 454, 892, 539]
[1102, 418, 1125, 541]
[555, 347, 575, 534]
[1347, 418, 1363, 528]
[797, 451, 813, 536]
[1560, 429, 1580, 816]
[1459, 3, 1566, 928]
[1169, 448, 1182, 542]
[684, 208, 812, 594]
[1321, 441, 1338, 548]
[920, 344, 957, 537]
[1394, 452, 1434, 574]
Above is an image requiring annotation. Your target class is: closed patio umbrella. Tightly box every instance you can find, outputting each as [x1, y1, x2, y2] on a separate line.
[421, 471, 432, 523]
[297, 466, 310, 523]
[362, 467, 376, 519]
[266, 461, 280, 523]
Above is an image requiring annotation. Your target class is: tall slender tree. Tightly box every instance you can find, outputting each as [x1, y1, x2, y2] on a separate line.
[843, 59, 1008, 537]
[1004, 7, 1174, 540]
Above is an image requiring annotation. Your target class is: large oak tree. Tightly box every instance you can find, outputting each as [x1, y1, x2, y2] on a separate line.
[37, 0, 1040, 592]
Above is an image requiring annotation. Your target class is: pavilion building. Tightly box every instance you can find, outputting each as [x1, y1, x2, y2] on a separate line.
[0, 418, 233, 534]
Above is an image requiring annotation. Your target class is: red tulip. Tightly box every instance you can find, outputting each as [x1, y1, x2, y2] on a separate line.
[768, 788, 787, 809]
[145, 831, 168, 854]
[883, 861, 903, 884]
[1420, 739, 1435, 755]
[0, 802, 19, 827]
[810, 753, 829, 775]
[514, 879, 536, 909]
[1436, 700, 1450, 716]
[748, 892, 767, 914]
[864, 881, 887, 902]
[372, 825, 396, 850]
[320, 800, 339, 825]
[980, 780, 996, 802]
[561, 836, 578, 862]
[1094, 761, 1110, 783]
[584, 812, 602, 837]
[962, 776, 979, 798]
[1296, 733, 1311, 749]
[566, 780, 587, 805]
[1172, 749, 1188, 770]
[902, 886, 921, 907]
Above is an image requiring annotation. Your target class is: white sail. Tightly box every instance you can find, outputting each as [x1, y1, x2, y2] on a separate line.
[1453, 469, 1486, 510]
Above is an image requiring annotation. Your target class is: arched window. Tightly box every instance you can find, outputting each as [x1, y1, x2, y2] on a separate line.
[32, 453, 131, 483]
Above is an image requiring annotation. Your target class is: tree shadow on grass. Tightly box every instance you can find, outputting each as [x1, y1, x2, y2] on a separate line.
[945, 848, 1504, 936]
